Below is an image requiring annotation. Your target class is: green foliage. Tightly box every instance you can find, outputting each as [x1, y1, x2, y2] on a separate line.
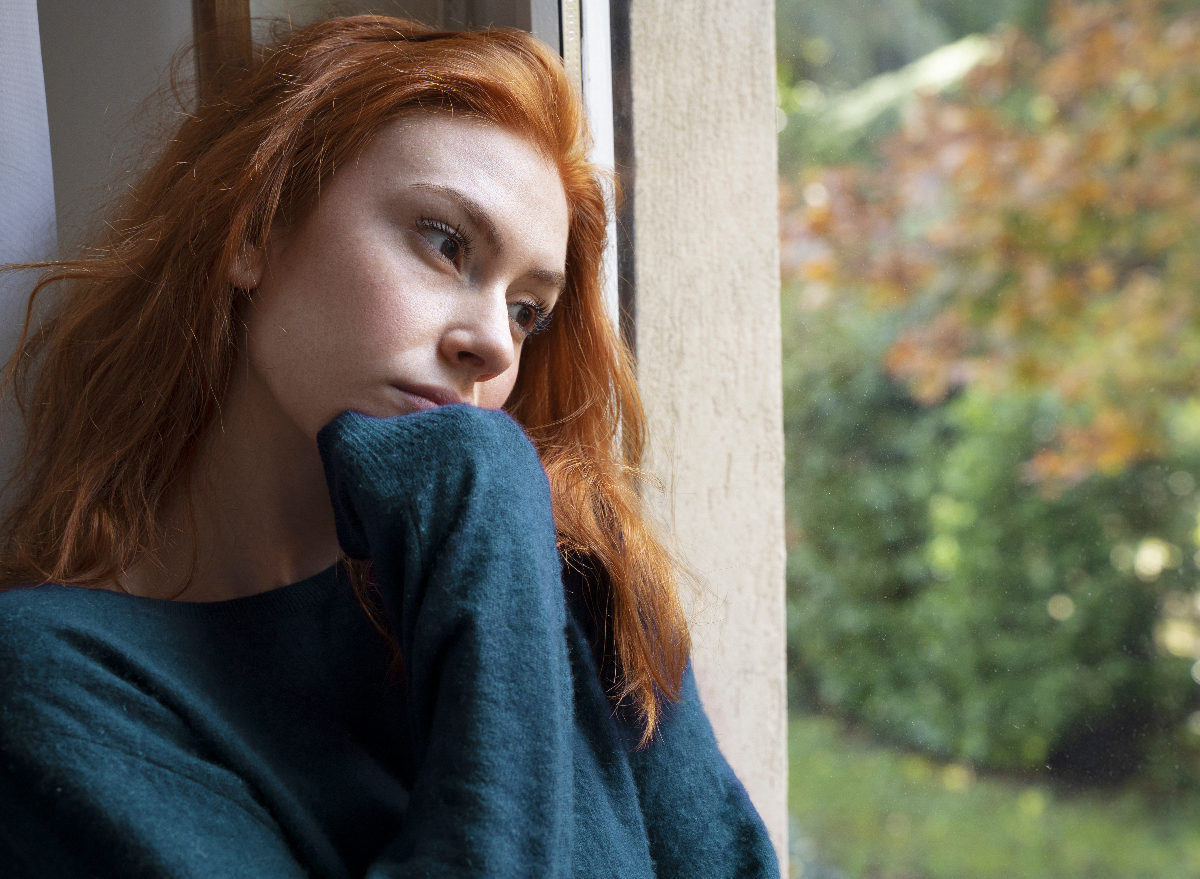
[780, 0, 1200, 786]
[777, 0, 947, 93]
[788, 0, 1200, 481]
[783, 298, 1200, 778]
[776, 0, 1046, 175]
[788, 714, 1200, 879]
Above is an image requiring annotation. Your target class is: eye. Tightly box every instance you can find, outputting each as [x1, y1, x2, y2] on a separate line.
[426, 230, 460, 262]
[416, 217, 473, 268]
[508, 300, 553, 338]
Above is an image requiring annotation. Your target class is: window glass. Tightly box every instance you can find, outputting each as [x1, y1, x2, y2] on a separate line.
[778, 1, 1200, 875]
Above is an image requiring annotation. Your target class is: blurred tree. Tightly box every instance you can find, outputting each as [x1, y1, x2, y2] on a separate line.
[788, 0, 1200, 490]
[780, 0, 1200, 784]
[775, 0, 1046, 98]
[777, 0, 950, 94]
[776, 0, 1047, 179]
[782, 288, 1200, 781]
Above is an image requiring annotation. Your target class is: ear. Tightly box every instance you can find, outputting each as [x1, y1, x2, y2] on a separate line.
[229, 243, 265, 290]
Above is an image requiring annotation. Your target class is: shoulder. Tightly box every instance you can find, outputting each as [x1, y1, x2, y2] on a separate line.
[0, 583, 221, 817]
[0, 584, 159, 739]
[0, 583, 96, 666]
[0, 582, 132, 651]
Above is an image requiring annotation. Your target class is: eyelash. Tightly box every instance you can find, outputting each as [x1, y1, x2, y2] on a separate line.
[511, 299, 554, 338]
[416, 216, 474, 262]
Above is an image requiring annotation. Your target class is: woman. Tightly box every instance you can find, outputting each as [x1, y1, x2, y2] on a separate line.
[0, 15, 777, 878]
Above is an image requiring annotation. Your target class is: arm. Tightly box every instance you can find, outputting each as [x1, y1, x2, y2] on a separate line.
[317, 406, 572, 878]
[628, 666, 781, 879]
[565, 567, 780, 878]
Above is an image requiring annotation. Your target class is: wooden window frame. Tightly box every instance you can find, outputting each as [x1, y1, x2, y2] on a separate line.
[193, 0, 252, 97]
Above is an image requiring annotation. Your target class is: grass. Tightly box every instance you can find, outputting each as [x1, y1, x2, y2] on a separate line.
[788, 714, 1200, 879]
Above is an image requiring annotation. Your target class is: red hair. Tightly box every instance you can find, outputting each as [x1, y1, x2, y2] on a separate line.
[0, 15, 688, 738]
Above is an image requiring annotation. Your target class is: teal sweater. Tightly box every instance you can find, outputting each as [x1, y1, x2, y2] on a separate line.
[0, 406, 778, 877]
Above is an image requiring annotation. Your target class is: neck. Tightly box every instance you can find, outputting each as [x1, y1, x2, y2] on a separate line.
[122, 370, 339, 602]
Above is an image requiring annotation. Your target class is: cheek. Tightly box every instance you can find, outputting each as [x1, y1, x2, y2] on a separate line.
[243, 281, 385, 434]
[243, 298, 335, 432]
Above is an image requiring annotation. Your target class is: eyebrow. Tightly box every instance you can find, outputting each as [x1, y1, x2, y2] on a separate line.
[409, 183, 500, 249]
[409, 182, 567, 295]
[529, 267, 568, 296]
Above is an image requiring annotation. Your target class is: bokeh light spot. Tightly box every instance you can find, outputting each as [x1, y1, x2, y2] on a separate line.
[1018, 789, 1046, 817]
[1169, 471, 1196, 496]
[1188, 712, 1200, 735]
[942, 764, 973, 791]
[1134, 538, 1181, 581]
[1047, 594, 1075, 621]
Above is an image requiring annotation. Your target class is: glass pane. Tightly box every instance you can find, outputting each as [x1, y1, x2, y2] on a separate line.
[777, 1, 1200, 875]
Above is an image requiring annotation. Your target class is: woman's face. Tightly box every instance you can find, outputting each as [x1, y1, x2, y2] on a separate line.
[235, 113, 570, 443]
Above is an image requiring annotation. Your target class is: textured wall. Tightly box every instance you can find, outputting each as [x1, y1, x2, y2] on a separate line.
[628, 0, 787, 864]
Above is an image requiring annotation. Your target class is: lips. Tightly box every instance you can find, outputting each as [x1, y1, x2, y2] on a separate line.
[392, 384, 466, 411]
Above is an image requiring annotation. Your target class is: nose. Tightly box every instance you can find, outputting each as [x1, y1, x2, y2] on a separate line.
[439, 292, 516, 385]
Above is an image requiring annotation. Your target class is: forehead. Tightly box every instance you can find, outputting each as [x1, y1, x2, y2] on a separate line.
[368, 112, 556, 175]
[340, 113, 569, 228]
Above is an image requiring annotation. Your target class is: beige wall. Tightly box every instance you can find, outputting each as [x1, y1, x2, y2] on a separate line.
[629, 0, 788, 864]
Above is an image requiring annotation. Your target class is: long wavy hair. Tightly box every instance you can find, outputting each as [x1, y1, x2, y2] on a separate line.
[0, 15, 689, 737]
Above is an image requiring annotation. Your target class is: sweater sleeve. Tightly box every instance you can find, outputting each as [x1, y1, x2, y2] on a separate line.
[316, 406, 572, 879]
[565, 568, 779, 879]
[629, 665, 781, 879]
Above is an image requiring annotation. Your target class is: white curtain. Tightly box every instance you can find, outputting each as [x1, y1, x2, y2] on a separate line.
[0, 0, 56, 493]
